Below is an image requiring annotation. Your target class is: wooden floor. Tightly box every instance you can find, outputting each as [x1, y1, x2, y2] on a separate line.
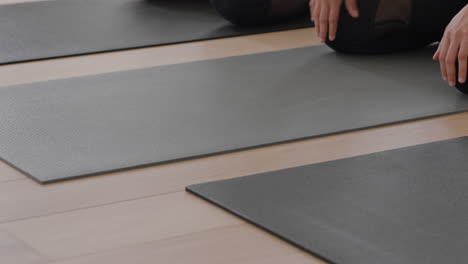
[2, 2, 468, 264]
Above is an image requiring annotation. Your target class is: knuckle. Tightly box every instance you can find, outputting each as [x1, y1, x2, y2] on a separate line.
[449, 30, 458, 38]
[444, 30, 453, 39]
[445, 58, 455, 64]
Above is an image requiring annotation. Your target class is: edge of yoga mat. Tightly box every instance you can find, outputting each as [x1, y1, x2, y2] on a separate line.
[184, 192, 336, 264]
[0, 21, 313, 66]
[12, 108, 468, 185]
[185, 136, 468, 264]
[2, 46, 467, 184]
[0, 0, 313, 65]
[186, 182, 337, 264]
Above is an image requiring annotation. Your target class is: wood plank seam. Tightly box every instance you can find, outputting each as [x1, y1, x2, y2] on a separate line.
[0, 189, 181, 225]
[48, 223, 246, 263]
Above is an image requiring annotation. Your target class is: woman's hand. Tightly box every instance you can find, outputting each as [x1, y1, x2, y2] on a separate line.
[309, 0, 359, 42]
[433, 5, 468, 87]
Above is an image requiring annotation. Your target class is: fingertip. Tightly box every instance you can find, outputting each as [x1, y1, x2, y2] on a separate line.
[459, 76, 466, 83]
[329, 30, 335, 41]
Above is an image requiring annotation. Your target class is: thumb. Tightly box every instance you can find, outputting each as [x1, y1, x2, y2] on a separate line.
[345, 0, 359, 18]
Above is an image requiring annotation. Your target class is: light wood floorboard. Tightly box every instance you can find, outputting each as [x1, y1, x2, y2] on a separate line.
[0, 229, 49, 264]
[2, 192, 242, 260]
[50, 225, 324, 264]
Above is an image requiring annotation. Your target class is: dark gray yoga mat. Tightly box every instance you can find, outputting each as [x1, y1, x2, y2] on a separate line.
[187, 137, 468, 264]
[0, 0, 312, 65]
[2, 45, 468, 183]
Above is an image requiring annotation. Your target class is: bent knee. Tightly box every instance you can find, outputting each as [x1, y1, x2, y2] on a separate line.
[210, 0, 272, 26]
[324, 0, 431, 54]
[324, 1, 381, 54]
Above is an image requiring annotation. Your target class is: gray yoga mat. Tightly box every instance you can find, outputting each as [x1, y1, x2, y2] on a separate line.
[1, 45, 468, 183]
[187, 136, 468, 264]
[0, 0, 312, 65]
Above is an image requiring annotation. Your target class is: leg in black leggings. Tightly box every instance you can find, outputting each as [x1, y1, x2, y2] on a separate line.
[326, 0, 467, 54]
[210, 0, 309, 26]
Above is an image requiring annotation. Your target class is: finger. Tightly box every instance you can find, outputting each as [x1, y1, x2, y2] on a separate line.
[345, 0, 359, 18]
[433, 46, 440, 60]
[309, 0, 315, 21]
[328, 4, 340, 41]
[319, 2, 329, 42]
[458, 39, 468, 83]
[446, 36, 460, 86]
[439, 34, 450, 81]
[312, 1, 320, 38]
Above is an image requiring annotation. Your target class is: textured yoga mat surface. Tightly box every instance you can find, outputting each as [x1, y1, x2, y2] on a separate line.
[0, 0, 312, 64]
[188, 137, 468, 264]
[1, 45, 468, 183]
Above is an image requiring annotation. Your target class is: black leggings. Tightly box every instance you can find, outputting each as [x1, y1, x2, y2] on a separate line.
[326, 0, 467, 54]
[212, 0, 466, 51]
